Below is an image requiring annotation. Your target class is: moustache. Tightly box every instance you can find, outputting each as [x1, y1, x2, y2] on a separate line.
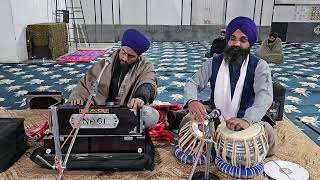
[119, 59, 128, 64]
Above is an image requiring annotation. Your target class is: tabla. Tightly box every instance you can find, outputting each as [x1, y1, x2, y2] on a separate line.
[215, 123, 269, 168]
[175, 119, 215, 164]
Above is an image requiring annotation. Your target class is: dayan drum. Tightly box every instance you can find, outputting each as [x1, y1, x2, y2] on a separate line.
[175, 119, 215, 164]
[214, 123, 269, 168]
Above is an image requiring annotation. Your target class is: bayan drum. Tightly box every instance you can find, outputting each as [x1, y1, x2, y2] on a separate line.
[215, 123, 269, 168]
[175, 119, 215, 164]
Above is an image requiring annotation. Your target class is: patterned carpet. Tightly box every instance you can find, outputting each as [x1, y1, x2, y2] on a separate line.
[0, 41, 319, 146]
[1, 110, 319, 180]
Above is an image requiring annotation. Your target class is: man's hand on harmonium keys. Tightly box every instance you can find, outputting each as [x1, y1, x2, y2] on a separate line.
[71, 99, 84, 105]
[225, 118, 250, 131]
[70, 98, 145, 110]
[127, 98, 145, 110]
[71, 99, 95, 106]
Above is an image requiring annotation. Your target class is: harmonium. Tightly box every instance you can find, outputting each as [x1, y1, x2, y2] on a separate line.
[42, 104, 147, 170]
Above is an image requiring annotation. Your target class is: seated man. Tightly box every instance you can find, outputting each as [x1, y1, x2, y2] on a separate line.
[205, 29, 227, 58]
[68, 28, 158, 128]
[256, 32, 284, 64]
[183, 16, 276, 156]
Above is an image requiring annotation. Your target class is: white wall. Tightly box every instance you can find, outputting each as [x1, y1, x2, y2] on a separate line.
[0, 0, 52, 63]
[273, 5, 320, 22]
[65, 0, 320, 26]
[191, 0, 226, 25]
[0, 0, 18, 62]
[81, 0, 114, 24]
[113, 0, 120, 24]
[147, 0, 182, 25]
[275, 0, 320, 4]
[225, 0, 255, 25]
[10, 0, 51, 62]
[253, 0, 263, 25]
[2, 0, 319, 62]
[82, 0, 98, 24]
[101, 0, 113, 24]
[260, 0, 275, 26]
[120, 0, 146, 25]
[182, 0, 191, 25]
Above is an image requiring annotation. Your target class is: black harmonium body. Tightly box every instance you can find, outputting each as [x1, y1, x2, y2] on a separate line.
[43, 134, 145, 154]
[51, 105, 142, 136]
[46, 105, 145, 154]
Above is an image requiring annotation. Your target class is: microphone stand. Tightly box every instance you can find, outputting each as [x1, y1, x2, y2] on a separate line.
[189, 109, 221, 180]
[56, 58, 112, 180]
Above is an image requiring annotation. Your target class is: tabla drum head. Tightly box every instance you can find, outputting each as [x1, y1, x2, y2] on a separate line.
[264, 160, 309, 180]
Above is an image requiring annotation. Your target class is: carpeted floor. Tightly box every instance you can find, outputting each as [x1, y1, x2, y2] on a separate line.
[0, 110, 319, 180]
[0, 41, 319, 145]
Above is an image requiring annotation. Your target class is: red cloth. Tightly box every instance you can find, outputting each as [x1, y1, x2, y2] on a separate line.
[149, 104, 182, 142]
[26, 120, 49, 142]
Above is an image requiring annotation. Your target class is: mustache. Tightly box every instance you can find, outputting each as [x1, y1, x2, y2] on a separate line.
[119, 60, 127, 64]
[116, 59, 130, 71]
[223, 46, 250, 66]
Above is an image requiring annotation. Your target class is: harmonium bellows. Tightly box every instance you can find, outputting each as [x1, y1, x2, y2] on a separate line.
[26, 91, 64, 109]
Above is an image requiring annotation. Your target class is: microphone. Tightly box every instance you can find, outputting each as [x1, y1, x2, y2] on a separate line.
[59, 57, 113, 179]
[205, 109, 221, 132]
[205, 109, 221, 121]
[89, 57, 113, 102]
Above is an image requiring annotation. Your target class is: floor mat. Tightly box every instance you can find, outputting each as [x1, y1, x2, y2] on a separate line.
[0, 110, 319, 180]
[0, 42, 319, 145]
[56, 49, 107, 62]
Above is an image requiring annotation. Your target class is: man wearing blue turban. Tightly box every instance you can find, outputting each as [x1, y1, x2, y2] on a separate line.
[68, 28, 158, 128]
[183, 16, 276, 156]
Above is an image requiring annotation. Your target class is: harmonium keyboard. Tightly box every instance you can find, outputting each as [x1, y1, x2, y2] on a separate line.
[43, 104, 145, 156]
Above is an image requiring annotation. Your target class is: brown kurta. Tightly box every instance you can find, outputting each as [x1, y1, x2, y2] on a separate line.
[256, 38, 284, 64]
[68, 50, 157, 105]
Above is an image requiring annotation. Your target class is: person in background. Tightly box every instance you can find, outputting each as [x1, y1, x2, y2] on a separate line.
[256, 32, 284, 64]
[205, 29, 227, 58]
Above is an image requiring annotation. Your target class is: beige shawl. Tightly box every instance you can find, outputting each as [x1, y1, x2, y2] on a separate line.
[68, 50, 157, 105]
[256, 37, 284, 64]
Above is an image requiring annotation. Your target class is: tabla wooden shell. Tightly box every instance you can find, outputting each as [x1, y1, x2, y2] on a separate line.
[178, 120, 214, 157]
[214, 123, 269, 168]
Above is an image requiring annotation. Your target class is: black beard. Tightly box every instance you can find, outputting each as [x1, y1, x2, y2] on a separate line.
[223, 46, 250, 66]
[116, 59, 130, 72]
[268, 39, 275, 44]
[119, 62, 129, 70]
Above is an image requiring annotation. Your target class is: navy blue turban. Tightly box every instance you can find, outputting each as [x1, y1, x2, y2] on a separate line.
[225, 16, 257, 47]
[121, 29, 150, 56]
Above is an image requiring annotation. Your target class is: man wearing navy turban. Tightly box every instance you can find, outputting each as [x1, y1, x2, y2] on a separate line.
[68, 28, 158, 128]
[183, 16, 276, 156]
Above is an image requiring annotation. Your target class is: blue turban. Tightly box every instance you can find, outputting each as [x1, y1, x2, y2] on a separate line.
[225, 16, 257, 47]
[121, 29, 150, 56]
